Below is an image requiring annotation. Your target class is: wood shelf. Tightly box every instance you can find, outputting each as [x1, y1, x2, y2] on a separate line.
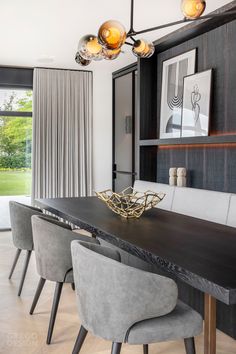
[139, 135, 236, 147]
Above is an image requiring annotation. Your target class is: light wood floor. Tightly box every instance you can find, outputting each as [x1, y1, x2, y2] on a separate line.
[1, 232, 236, 354]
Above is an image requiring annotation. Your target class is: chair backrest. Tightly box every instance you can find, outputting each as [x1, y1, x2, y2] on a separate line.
[133, 180, 175, 211]
[9, 201, 42, 251]
[71, 240, 178, 343]
[31, 215, 98, 282]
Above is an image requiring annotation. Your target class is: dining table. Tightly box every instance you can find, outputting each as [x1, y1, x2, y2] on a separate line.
[36, 196, 236, 354]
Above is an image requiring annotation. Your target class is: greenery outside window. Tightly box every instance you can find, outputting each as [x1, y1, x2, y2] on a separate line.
[0, 89, 32, 196]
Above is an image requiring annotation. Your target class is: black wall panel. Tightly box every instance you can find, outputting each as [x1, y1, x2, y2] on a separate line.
[0, 67, 33, 88]
[155, 20, 236, 193]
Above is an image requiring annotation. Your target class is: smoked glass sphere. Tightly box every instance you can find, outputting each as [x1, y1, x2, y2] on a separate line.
[132, 39, 155, 58]
[78, 35, 103, 61]
[98, 20, 126, 50]
[75, 52, 91, 66]
[103, 48, 121, 60]
[181, 0, 206, 19]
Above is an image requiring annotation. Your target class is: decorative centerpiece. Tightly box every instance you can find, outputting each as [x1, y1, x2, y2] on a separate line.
[96, 187, 165, 219]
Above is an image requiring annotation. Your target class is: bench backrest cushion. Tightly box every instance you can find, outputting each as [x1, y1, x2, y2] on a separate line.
[227, 195, 236, 227]
[134, 180, 234, 226]
[172, 187, 230, 224]
[133, 180, 175, 211]
[172, 187, 231, 225]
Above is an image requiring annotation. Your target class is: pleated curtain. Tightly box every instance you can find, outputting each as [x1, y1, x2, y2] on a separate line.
[32, 68, 93, 201]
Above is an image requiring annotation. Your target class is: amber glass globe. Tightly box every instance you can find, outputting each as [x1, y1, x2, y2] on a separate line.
[132, 39, 155, 59]
[103, 48, 121, 60]
[98, 20, 126, 50]
[75, 52, 91, 66]
[78, 35, 103, 61]
[181, 0, 206, 19]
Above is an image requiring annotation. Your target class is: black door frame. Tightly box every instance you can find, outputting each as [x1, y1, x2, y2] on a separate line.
[112, 63, 137, 191]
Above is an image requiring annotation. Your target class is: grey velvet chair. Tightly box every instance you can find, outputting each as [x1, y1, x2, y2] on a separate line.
[71, 241, 203, 354]
[30, 215, 99, 345]
[9, 201, 43, 296]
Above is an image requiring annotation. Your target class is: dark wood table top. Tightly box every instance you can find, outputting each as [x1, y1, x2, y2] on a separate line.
[37, 196, 236, 305]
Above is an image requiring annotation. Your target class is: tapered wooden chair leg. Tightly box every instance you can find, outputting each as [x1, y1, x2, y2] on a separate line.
[71, 282, 75, 291]
[46, 282, 63, 345]
[9, 248, 21, 279]
[111, 342, 122, 354]
[184, 337, 196, 354]
[18, 250, 32, 296]
[72, 326, 88, 354]
[143, 344, 149, 354]
[30, 277, 46, 315]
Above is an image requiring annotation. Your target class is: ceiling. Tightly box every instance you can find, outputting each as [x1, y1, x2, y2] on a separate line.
[0, 0, 231, 73]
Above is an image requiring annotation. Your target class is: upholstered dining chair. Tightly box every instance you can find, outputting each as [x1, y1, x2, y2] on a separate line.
[9, 201, 43, 296]
[71, 241, 203, 354]
[30, 215, 99, 345]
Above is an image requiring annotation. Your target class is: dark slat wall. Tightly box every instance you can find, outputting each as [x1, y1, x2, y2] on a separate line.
[153, 19, 236, 338]
[136, 12, 236, 339]
[155, 20, 236, 193]
[138, 57, 157, 140]
[140, 146, 157, 182]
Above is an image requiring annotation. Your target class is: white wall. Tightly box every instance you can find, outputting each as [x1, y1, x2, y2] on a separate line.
[93, 69, 113, 192]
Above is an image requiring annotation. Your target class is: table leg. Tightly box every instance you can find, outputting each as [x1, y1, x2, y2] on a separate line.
[204, 293, 216, 354]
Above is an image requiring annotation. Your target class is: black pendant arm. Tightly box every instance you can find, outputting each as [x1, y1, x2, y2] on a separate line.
[129, 36, 137, 43]
[127, 9, 236, 38]
[128, 0, 135, 34]
[125, 41, 134, 46]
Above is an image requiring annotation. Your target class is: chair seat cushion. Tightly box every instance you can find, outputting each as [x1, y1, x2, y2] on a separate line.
[126, 300, 202, 345]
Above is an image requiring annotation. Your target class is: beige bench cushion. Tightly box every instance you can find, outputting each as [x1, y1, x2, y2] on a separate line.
[226, 195, 236, 227]
[172, 187, 231, 225]
[133, 180, 175, 211]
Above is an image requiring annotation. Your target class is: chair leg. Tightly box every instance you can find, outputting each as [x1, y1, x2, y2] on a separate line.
[143, 344, 149, 354]
[72, 326, 88, 354]
[9, 248, 22, 279]
[46, 282, 63, 345]
[30, 277, 46, 315]
[184, 338, 196, 354]
[71, 282, 75, 291]
[111, 342, 122, 354]
[18, 250, 32, 296]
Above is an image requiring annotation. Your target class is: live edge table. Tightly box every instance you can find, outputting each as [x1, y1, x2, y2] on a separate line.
[36, 196, 236, 354]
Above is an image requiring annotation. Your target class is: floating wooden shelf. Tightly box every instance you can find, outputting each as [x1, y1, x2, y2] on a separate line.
[139, 135, 236, 146]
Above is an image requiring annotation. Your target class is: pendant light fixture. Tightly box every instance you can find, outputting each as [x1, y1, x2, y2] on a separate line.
[181, 0, 206, 19]
[75, 0, 235, 66]
[98, 20, 127, 50]
[103, 48, 122, 60]
[132, 39, 155, 58]
[77, 35, 103, 61]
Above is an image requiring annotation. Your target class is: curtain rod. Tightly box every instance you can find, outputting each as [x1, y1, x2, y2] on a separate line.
[34, 67, 93, 73]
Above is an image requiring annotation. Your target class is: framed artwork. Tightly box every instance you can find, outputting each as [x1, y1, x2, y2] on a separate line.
[159, 49, 196, 139]
[181, 69, 212, 137]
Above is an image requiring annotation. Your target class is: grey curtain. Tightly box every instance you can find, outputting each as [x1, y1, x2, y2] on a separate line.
[32, 68, 93, 201]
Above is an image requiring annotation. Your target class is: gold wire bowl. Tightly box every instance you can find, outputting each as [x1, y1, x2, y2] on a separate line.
[96, 187, 165, 219]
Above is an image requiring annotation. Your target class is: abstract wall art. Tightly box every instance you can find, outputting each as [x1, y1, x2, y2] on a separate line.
[181, 69, 212, 137]
[159, 49, 196, 139]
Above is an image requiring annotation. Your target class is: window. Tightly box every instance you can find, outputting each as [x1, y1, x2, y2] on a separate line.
[0, 89, 32, 197]
[0, 88, 32, 230]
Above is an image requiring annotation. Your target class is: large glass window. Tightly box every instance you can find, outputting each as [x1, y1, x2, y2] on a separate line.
[0, 89, 32, 230]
